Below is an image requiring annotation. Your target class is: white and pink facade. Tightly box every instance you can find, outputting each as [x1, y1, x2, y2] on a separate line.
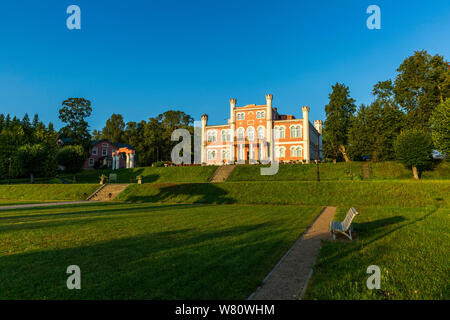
[201, 94, 322, 165]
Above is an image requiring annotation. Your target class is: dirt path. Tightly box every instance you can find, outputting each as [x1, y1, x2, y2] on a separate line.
[0, 201, 95, 211]
[250, 206, 336, 300]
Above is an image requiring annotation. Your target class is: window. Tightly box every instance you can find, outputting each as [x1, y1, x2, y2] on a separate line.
[221, 130, 231, 142]
[257, 111, 265, 119]
[222, 149, 231, 160]
[92, 148, 98, 156]
[89, 158, 94, 166]
[274, 126, 285, 139]
[290, 125, 302, 138]
[280, 126, 285, 138]
[247, 127, 255, 141]
[102, 143, 108, 147]
[257, 126, 265, 140]
[207, 150, 217, 160]
[236, 112, 245, 120]
[207, 131, 217, 142]
[290, 146, 302, 158]
[275, 147, 286, 158]
[237, 127, 245, 141]
[102, 148, 108, 156]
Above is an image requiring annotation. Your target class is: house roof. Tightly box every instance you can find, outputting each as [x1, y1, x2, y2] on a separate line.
[91, 139, 135, 150]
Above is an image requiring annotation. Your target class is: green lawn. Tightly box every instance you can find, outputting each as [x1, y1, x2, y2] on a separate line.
[0, 184, 98, 202]
[304, 205, 450, 300]
[117, 180, 450, 207]
[0, 202, 320, 299]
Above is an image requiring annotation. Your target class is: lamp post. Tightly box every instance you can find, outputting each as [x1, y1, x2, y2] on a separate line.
[8, 157, 12, 185]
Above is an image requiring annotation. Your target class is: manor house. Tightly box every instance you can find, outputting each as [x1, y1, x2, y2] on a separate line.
[201, 94, 322, 165]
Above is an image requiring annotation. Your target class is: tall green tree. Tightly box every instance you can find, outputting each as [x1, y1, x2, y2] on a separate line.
[430, 99, 450, 156]
[101, 114, 126, 143]
[394, 50, 450, 130]
[394, 129, 433, 180]
[323, 83, 356, 162]
[58, 98, 92, 149]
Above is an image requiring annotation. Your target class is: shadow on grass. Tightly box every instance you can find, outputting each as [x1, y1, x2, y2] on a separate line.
[0, 203, 202, 224]
[0, 221, 288, 299]
[125, 183, 236, 204]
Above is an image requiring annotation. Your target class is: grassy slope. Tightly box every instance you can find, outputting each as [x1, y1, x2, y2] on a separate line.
[228, 161, 450, 181]
[117, 180, 450, 207]
[0, 185, 98, 201]
[0, 202, 319, 299]
[228, 162, 363, 181]
[370, 160, 450, 180]
[304, 205, 450, 300]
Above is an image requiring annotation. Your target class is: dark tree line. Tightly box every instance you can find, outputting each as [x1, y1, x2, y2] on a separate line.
[92, 110, 194, 166]
[323, 51, 449, 173]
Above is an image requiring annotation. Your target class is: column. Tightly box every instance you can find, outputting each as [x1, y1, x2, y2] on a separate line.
[302, 106, 310, 163]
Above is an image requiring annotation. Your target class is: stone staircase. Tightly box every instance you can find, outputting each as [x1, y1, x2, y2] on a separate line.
[209, 165, 236, 183]
[87, 184, 129, 201]
[362, 162, 370, 179]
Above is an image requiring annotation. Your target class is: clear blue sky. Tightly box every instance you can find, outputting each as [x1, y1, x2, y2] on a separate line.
[0, 0, 449, 130]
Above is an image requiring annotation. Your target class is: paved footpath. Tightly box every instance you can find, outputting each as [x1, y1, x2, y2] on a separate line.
[0, 201, 93, 210]
[250, 206, 336, 300]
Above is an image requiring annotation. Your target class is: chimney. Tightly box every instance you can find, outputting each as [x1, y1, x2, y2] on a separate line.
[266, 94, 273, 121]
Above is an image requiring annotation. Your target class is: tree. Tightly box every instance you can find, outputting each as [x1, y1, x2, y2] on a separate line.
[394, 50, 450, 130]
[55, 145, 87, 182]
[430, 99, 450, 156]
[101, 114, 126, 143]
[16, 144, 49, 183]
[58, 98, 92, 149]
[394, 129, 433, 180]
[323, 83, 356, 162]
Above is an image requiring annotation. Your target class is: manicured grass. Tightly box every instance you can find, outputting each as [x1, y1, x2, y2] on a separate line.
[304, 205, 450, 300]
[0, 202, 320, 299]
[0, 185, 98, 201]
[369, 160, 450, 180]
[228, 162, 363, 181]
[228, 161, 450, 181]
[117, 180, 450, 207]
[63, 166, 218, 184]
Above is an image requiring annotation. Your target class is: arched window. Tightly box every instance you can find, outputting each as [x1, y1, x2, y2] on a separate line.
[222, 130, 231, 142]
[257, 111, 265, 119]
[290, 125, 302, 138]
[290, 146, 302, 158]
[222, 149, 230, 160]
[207, 131, 217, 142]
[237, 112, 245, 120]
[257, 126, 265, 140]
[237, 127, 245, 141]
[247, 127, 255, 141]
[280, 126, 285, 138]
[208, 150, 217, 160]
[296, 125, 302, 138]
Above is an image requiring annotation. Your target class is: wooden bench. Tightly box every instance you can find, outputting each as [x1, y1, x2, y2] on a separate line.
[330, 207, 359, 240]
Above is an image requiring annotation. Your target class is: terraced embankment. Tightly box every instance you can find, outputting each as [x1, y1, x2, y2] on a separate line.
[116, 180, 450, 207]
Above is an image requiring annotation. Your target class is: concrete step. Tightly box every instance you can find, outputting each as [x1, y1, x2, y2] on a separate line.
[88, 184, 129, 201]
[209, 165, 236, 183]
